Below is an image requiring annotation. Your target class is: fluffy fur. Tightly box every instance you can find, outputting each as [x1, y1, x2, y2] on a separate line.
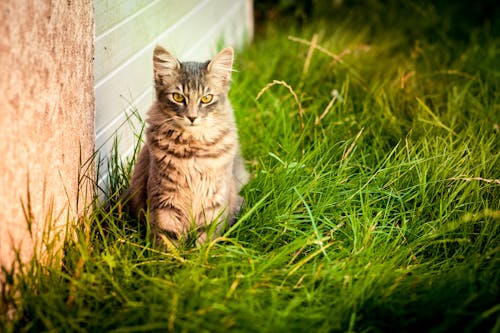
[122, 45, 249, 245]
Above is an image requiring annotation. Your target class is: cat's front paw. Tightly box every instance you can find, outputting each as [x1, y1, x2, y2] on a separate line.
[151, 208, 188, 247]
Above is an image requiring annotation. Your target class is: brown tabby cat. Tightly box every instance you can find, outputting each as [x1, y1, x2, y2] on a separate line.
[122, 45, 249, 245]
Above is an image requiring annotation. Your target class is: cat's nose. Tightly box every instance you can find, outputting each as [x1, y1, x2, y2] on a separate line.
[187, 116, 197, 124]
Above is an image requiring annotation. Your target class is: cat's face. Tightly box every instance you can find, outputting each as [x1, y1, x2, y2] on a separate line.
[153, 46, 234, 129]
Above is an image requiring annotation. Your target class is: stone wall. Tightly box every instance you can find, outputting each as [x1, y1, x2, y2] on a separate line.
[0, 1, 94, 269]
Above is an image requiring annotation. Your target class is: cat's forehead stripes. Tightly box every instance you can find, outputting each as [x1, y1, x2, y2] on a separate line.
[181, 61, 208, 75]
[178, 61, 209, 93]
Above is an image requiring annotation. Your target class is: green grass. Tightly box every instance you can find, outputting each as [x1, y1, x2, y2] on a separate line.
[2, 1, 499, 332]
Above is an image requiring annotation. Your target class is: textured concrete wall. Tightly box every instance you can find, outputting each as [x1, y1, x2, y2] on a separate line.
[0, 1, 94, 269]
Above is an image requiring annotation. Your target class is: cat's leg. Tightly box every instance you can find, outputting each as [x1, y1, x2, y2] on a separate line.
[121, 147, 150, 217]
[233, 149, 249, 187]
[196, 231, 208, 246]
[227, 195, 244, 228]
[194, 223, 221, 246]
[194, 205, 229, 245]
[230, 150, 248, 226]
[227, 174, 245, 227]
[150, 206, 188, 247]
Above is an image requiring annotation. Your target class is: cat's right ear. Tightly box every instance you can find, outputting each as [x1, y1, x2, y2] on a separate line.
[153, 45, 180, 81]
[207, 47, 234, 89]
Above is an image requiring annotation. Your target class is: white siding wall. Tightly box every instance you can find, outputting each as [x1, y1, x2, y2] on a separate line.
[94, 0, 253, 191]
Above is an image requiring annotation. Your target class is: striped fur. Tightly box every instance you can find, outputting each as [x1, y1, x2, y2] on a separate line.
[123, 46, 248, 245]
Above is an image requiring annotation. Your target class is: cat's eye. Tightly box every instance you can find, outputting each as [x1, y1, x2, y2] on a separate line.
[200, 94, 213, 104]
[172, 93, 185, 103]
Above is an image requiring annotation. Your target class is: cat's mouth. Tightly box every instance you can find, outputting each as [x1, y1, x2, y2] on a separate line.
[180, 121, 199, 128]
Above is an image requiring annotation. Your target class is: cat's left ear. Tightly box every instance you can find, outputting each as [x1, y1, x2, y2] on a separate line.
[207, 47, 234, 88]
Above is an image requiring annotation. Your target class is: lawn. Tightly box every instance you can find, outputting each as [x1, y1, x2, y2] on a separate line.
[2, 1, 499, 332]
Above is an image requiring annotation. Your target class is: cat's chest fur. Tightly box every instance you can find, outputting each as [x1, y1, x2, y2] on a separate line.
[173, 156, 232, 211]
[148, 116, 237, 211]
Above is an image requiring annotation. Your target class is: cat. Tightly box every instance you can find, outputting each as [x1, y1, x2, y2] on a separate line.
[122, 45, 249, 246]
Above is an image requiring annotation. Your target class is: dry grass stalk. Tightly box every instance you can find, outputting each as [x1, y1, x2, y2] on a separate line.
[289, 35, 370, 89]
[450, 176, 500, 184]
[400, 70, 416, 90]
[303, 34, 319, 76]
[315, 93, 338, 125]
[438, 69, 477, 81]
[341, 127, 364, 162]
[256, 80, 305, 128]
[288, 35, 348, 65]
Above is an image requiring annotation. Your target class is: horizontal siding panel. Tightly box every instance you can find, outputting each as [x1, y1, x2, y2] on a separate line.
[95, 86, 153, 154]
[94, 0, 152, 36]
[184, 1, 249, 59]
[94, 0, 200, 82]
